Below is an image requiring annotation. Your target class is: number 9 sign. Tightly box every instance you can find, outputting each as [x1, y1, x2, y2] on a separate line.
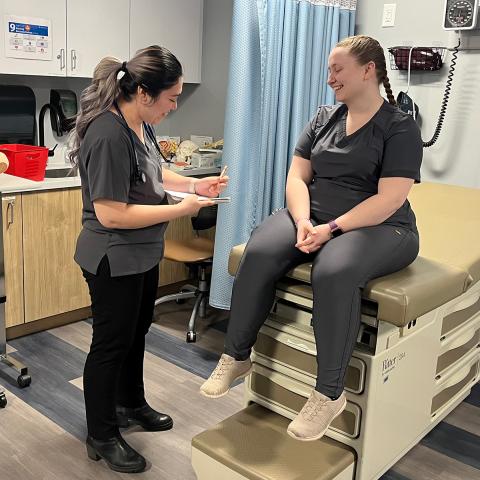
[9, 23, 16, 32]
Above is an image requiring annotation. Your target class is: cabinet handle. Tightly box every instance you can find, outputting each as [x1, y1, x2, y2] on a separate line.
[6, 199, 15, 228]
[57, 48, 65, 70]
[71, 49, 77, 71]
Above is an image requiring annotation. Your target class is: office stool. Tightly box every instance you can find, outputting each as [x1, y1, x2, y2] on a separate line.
[155, 205, 217, 343]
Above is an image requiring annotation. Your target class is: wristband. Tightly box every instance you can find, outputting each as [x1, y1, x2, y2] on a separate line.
[328, 220, 343, 238]
[189, 180, 197, 194]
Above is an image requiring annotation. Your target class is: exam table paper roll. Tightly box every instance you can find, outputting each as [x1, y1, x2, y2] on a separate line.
[0, 152, 9, 174]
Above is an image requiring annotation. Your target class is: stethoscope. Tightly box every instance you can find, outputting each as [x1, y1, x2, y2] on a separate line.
[113, 100, 168, 184]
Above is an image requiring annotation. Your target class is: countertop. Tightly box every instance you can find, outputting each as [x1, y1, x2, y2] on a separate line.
[0, 166, 221, 194]
[0, 173, 81, 194]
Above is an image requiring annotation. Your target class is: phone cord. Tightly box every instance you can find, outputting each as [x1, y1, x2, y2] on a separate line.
[423, 38, 460, 148]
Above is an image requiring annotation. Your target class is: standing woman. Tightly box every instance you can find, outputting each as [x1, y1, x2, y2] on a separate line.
[69, 46, 226, 473]
[201, 35, 422, 442]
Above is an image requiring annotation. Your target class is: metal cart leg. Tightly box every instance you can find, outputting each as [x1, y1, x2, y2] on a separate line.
[0, 299, 31, 389]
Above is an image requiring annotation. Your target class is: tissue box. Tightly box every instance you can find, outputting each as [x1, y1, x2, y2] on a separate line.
[190, 152, 216, 168]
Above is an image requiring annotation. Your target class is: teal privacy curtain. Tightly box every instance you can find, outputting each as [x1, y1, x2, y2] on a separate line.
[210, 0, 356, 309]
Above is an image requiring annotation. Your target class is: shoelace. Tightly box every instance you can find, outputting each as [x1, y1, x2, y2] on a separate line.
[211, 357, 233, 380]
[301, 394, 329, 421]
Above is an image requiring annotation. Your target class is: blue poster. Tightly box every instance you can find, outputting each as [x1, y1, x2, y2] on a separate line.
[8, 22, 49, 37]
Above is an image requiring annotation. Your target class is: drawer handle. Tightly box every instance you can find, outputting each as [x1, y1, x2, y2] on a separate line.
[441, 325, 480, 351]
[436, 362, 476, 389]
[286, 338, 315, 354]
[6, 199, 15, 228]
[57, 48, 65, 70]
[71, 49, 77, 70]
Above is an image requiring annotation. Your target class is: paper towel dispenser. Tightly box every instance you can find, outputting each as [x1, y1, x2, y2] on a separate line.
[39, 89, 77, 154]
[0, 85, 36, 145]
[49, 89, 77, 135]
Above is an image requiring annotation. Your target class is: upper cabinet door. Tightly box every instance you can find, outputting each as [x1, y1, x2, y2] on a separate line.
[0, 0, 67, 76]
[130, 0, 203, 83]
[67, 0, 130, 77]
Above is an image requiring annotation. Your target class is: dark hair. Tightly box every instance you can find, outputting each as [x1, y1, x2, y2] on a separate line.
[68, 45, 182, 165]
[336, 35, 396, 106]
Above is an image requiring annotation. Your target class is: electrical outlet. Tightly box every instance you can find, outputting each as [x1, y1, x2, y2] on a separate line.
[382, 3, 397, 27]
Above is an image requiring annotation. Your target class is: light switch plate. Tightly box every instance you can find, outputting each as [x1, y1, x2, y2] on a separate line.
[382, 3, 396, 27]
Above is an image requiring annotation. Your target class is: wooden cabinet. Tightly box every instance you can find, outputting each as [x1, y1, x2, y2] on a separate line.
[1, 186, 214, 330]
[66, 0, 129, 77]
[1, 188, 89, 327]
[2, 195, 24, 327]
[22, 189, 89, 322]
[130, 0, 203, 83]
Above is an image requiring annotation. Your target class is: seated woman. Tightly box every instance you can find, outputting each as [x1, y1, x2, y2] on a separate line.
[201, 35, 423, 442]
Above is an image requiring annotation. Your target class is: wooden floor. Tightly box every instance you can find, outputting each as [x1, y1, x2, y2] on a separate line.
[0, 299, 479, 480]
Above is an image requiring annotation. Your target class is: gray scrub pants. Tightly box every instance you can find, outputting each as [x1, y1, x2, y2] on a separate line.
[224, 208, 419, 398]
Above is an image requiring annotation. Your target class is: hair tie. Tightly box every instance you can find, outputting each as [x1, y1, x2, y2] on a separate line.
[117, 61, 127, 80]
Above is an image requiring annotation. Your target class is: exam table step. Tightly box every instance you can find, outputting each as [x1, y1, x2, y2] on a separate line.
[192, 403, 356, 480]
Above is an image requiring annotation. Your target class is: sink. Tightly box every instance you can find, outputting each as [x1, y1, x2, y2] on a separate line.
[43, 167, 77, 178]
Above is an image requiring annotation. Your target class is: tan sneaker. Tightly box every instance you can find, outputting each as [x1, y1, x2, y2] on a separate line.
[200, 354, 252, 398]
[287, 390, 347, 441]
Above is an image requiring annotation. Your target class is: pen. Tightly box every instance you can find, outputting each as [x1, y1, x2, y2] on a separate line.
[219, 164, 228, 180]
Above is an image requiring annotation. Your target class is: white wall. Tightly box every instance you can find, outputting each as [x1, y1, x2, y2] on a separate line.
[356, 0, 480, 188]
[156, 0, 233, 141]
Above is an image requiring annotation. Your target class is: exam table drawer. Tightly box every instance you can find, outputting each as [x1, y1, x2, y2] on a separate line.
[248, 363, 362, 439]
[440, 294, 480, 337]
[436, 325, 480, 376]
[431, 359, 479, 416]
[254, 325, 366, 394]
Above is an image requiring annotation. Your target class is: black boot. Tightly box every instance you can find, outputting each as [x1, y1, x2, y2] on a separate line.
[116, 404, 174, 431]
[86, 435, 146, 473]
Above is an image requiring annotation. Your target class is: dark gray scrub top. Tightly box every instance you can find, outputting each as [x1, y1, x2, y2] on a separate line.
[294, 101, 423, 232]
[74, 111, 169, 277]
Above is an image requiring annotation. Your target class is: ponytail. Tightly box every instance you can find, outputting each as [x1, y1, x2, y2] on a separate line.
[68, 46, 182, 166]
[68, 57, 122, 165]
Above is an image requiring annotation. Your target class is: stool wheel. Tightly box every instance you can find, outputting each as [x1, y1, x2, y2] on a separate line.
[17, 374, 32, 388]
[186, 331, 197, 343]
[0, 393, 7, 408]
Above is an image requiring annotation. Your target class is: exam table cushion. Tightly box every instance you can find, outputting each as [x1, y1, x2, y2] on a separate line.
[227, 183, 480, 328]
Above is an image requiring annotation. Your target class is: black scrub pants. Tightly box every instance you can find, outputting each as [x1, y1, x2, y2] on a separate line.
[82, 256, 159, 440]
[224, 209, 419, 398]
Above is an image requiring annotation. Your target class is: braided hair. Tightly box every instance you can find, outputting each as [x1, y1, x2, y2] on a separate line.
[336, 35, 397, 106]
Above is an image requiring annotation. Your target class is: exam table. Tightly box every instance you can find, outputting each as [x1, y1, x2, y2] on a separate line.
[192, 182, 480, 480]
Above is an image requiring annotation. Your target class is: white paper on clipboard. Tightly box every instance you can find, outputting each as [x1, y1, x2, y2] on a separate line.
[5, 15, 52, 60]
[166, 190, 230, 204]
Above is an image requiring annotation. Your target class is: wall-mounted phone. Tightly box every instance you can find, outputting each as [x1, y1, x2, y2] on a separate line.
[444, 0, 479, 30]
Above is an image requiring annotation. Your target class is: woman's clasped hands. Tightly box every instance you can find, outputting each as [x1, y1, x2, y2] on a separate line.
[295, 219, 332, 254]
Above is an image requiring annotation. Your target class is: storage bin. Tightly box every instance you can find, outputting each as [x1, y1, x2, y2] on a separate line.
[0, 144, 48, 181]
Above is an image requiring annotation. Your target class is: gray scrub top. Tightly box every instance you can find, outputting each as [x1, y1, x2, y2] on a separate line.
[294, 100, 423, 231]
[74, 111, 169, 277]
